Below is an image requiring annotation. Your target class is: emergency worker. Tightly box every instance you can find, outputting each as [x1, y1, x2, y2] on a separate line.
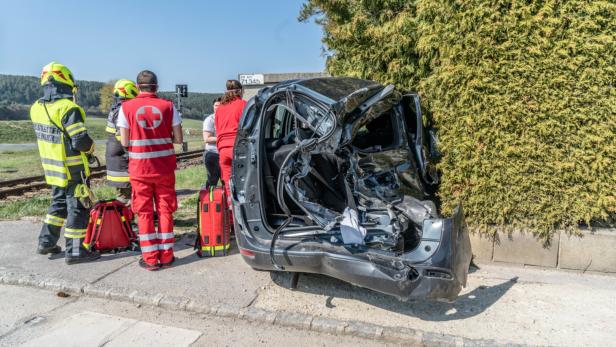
[31, 62, 100, 264]
[202, 97, 221, 187]
[214, 80, 246, 218]
[117, 70, 183, 271]
[105, 79, 138, 203]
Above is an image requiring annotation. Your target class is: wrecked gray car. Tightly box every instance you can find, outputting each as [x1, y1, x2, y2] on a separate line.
[230, 77, 471, 301]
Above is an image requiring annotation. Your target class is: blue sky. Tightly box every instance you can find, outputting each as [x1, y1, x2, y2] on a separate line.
[0, 0, 325, 92]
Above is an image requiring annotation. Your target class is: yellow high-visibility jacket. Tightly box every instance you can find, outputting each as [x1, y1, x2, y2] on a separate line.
[30, 98, 92, 187]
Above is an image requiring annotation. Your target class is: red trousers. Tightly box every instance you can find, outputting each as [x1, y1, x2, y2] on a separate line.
[131, 174, 177, 266]
[218, 147, 233, 220]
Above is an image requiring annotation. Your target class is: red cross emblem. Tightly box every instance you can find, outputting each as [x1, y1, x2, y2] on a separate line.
[135, 106, 162, 129]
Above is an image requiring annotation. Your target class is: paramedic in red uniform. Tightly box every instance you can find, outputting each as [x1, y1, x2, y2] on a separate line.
[214, 80, 246, 219]
[117, 70, 183, 271]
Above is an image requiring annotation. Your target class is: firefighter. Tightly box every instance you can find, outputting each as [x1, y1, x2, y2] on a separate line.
[31, 62, 100, 264]
[105, 79, 138, 204]
[117, 70, 183, 271]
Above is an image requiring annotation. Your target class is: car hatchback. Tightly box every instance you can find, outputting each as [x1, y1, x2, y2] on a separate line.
[230, 77, 471, 301]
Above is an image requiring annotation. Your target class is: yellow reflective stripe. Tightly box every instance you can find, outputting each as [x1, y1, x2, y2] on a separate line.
[115, 135, 122, 141]
[209, 186, 214, 202]
[107, 175, 130, 183]
[66, 155, 85, 167]
[83, 242, 90, 250]
[201, 244, 230, 251]
[105, 126, 116, 134]
[67, 127, 86, 137]
[44, 214, 65, 227]
[121, 216, 126, 222]
[64, 228, 87, 238]
[65, 122, 85, 132]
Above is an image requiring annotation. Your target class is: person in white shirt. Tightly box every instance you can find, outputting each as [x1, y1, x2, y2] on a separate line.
[203, 97, 221, 187]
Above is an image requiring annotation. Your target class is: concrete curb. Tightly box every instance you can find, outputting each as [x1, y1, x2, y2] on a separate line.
[0, 270, 519, 347]
[470, 228, 616, 272]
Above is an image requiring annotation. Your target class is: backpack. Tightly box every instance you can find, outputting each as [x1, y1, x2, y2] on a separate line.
[84, 200, 139, 252]
[194, 185, 231, 257]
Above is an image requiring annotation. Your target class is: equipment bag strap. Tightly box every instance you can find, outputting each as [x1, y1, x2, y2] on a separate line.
[117, 204, 139, 251]
[193, 196, 202, 251]
[89, 205, 106, 251]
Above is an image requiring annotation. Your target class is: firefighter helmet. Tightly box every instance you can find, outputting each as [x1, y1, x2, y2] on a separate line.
[113, 79, 138, 99]
[40, 62, 76, 89]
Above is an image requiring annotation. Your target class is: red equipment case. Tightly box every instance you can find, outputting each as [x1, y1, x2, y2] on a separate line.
[195, 185, 231, 257]
[84, 200, 139, 252]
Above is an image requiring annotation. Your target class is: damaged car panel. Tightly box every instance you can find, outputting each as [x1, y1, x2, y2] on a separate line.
[231, 77, 472, 301]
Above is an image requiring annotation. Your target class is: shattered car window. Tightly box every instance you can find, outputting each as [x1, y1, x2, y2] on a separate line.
[293, 96, 334, 137]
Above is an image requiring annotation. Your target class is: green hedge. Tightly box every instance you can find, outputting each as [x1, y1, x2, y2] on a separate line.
[301, 0, 616, 238]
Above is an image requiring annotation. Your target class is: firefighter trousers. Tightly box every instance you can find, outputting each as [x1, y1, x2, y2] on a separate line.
[38, 182, 90, 257]
[131, 174, 177, 266]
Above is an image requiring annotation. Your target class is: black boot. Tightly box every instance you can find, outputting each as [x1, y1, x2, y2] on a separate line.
[65, 251, 100, 265]
[37, 244, 62, 255]
[64, 238, 100, 265]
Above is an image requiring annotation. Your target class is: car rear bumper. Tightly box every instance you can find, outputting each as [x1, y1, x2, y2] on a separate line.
[234, 204, 472, 301]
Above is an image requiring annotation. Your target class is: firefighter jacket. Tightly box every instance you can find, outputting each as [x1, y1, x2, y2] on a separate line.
[30, 97, 93, 187]
[105, 100, 130, 187]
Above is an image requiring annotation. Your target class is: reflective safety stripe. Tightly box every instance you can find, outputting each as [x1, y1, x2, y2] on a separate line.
[129, 138, 172, 146]
[65, 123, 86, 137]
[44, 214, 65, 227]
[41, 158, 65, 167]
[67, 126, 86, 137]
[115, 135, 122, 141]
[64, 228, 87, 238]
[105, 126, 116, 134]
[83, 242, 90, 249]
[107, 170, 129, 177]
[159, 243, 173, 250]
[107, 175, 130, 183]
[201, 244, 230, 251]
[140, 245, 159, 252]
[128, 149, 175, 159]
[66, 156, 84, 166]
[159, 232, 174, 240]
[44, 170, 67, 179]
[72, 238, 80, 257]
[139, 233, 158, 241]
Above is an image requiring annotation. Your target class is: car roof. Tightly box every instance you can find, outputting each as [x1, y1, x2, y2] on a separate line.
[296, 77, 382, 102]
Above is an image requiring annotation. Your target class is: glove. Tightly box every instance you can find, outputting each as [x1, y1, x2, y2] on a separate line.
[75, 183, 94, 209]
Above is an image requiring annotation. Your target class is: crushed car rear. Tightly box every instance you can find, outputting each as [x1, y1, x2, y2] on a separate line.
[231, 77, 472, 301]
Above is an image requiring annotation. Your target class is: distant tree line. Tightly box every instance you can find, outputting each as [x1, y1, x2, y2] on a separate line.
[0, 74, 221, 120]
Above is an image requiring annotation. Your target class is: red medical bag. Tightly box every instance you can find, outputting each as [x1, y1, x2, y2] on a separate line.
[195, 185, 231, 257]
[84, 200, 139, 252]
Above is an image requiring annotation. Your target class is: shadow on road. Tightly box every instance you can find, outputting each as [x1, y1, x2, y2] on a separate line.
[271, 272, 518, 321]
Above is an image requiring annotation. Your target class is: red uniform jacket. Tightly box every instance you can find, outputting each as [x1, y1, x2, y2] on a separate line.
[215, 98, 247, 150]
[122, 93, 176, 177]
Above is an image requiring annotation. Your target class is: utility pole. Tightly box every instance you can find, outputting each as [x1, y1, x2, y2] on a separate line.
[175, 84, 188, 152]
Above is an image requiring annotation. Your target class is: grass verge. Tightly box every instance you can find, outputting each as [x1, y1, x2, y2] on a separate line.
[0, 163, 208, 230]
